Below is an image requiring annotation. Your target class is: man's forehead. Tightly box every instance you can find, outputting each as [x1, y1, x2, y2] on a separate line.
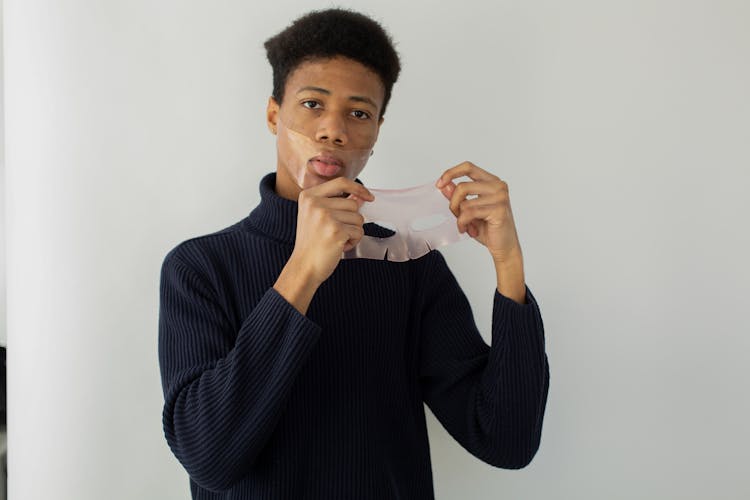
[286, 58, 385, 104]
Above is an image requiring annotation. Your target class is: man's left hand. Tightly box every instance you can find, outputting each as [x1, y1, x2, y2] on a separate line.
[436, 161, 523, 264]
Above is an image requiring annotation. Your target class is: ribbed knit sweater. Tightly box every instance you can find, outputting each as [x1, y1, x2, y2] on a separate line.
[158, 172, 550, 499]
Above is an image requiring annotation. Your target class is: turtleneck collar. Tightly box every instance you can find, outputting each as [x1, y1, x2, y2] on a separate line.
[244, 172, 369, 245]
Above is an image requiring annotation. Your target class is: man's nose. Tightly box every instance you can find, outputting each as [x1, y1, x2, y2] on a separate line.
[314, 113, 348, 146]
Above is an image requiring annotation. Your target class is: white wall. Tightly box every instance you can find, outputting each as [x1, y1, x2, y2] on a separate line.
[5, 1, 750, 499]
[1, 0, 6, 347]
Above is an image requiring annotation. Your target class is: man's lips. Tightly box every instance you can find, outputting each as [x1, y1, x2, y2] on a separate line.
[309, 154, 344, 177]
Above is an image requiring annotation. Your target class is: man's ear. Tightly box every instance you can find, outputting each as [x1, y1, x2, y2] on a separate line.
[266, 96, 280, 135]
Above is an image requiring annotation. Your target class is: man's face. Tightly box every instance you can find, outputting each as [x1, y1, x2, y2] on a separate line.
[267, 56, 386, 200]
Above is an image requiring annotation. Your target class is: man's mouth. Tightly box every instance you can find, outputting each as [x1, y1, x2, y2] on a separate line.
[309, 154, 344, 177]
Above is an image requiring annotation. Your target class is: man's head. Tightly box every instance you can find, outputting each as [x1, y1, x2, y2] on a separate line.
[263, 8, 402, 199]
[264, 8, 401, 119]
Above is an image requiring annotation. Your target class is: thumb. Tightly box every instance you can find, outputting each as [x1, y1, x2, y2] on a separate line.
[439, 182, 455, 200]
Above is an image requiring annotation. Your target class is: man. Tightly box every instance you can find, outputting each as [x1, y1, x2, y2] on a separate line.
[159, 8, 549, 499]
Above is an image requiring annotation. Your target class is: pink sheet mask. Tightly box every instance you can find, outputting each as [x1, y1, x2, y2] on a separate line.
[275, 115, 469, 261]
[342, 182, 470, 261]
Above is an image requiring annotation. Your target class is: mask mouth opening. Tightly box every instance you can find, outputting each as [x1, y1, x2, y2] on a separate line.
[363, 222, 396, 239]
[370, 220, 396, 232]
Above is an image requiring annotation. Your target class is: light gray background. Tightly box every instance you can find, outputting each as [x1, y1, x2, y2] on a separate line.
[4, 0, 750, 499]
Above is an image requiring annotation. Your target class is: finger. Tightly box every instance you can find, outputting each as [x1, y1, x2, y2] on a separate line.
[321, 197, 362, 212]
[312, 177, 374, 200]
[342, 224, 366, 251]
[448, 183, 501, 217]
[439, 181, 456, 201]
[456, 205, 494, 232]
[329, 209, 365, 226]
[326, 220, 364, 247]
[347, 194, 366, 209]
[452, 180, 498, 197]
[449, 181, 499, 216]
[436, 161, 498, 188]
[440, 180, 493, 201]
[457, 195, 502, 215]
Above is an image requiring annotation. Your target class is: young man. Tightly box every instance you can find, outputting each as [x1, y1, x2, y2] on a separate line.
[159, 8, 549, 499]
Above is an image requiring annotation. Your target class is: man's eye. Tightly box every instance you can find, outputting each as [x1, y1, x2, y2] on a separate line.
[352, 110, 371, 120]
[302, 101, 321, 109]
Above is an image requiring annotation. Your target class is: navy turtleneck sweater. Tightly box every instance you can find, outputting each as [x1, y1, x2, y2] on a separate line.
[158, 172, 550, 499]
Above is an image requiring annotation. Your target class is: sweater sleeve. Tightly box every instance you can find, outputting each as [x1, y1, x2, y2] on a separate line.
[158, 252, 322, 492]
[418, 250, 549, 469]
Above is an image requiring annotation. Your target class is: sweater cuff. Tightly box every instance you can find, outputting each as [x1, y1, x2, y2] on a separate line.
[261, 287, 322, 338]
[492, 284, 544, 341]
[494, 284, 537, 309]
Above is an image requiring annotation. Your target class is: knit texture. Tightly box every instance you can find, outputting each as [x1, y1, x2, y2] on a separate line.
[158, 172, 550, 499]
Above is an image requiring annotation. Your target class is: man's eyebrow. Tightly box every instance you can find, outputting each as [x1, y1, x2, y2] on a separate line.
[349, 95, 378, 109]
[296, 86, 378, 109]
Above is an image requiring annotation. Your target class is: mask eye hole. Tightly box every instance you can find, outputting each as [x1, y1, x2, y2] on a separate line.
[410, 214, 448, 232]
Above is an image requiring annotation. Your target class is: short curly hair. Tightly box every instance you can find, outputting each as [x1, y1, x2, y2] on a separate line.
[264, 8, 401, 118]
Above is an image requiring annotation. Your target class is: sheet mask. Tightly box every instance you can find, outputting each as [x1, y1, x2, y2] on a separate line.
[276, 115, 375, 190]
[274, 113, 468, 261]
[342, 183, 470, 261]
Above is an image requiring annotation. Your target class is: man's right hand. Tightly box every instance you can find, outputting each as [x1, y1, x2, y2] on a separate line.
[273, 177, 374, 314]
[292, 177, 374, 285]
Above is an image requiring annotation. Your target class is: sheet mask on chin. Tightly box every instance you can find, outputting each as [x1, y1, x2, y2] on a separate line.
[342, 182, 470, 262]
[276, 116, 375, 190]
